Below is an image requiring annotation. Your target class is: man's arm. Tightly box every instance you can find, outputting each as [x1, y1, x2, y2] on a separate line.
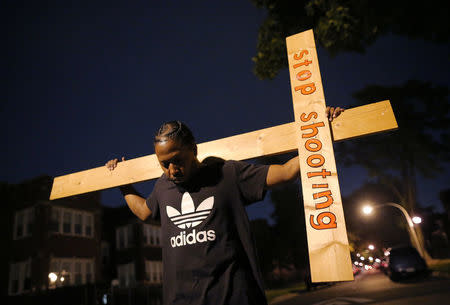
[266, 156, 300, 188]
[106, 158, 152, 221]
[265, 106, 344, 188]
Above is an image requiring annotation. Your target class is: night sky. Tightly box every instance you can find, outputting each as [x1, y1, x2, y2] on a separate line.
[4, 2, 450, 222]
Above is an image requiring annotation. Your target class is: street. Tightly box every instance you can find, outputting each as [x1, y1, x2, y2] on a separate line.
[273, 270, 450, 305]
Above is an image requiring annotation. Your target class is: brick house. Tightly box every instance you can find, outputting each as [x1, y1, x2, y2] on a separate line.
[7, 176, 102, 296]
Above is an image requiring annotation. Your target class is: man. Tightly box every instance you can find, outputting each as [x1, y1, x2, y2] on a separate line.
[106, 107, 343, 305]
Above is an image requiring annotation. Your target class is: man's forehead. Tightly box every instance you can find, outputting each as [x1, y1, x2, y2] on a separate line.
[155, 140, 188, 159]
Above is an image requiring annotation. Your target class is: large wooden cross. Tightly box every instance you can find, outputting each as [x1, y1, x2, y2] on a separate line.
[50, 30, 397, 283]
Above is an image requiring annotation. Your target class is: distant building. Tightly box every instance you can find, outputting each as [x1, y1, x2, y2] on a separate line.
[101, 205, 162, 288]
[7, 176, 102, 296]
[6, 175, 163, 304]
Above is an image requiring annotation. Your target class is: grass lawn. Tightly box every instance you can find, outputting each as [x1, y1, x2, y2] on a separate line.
[429, 258, 450, 273]
[265, 281, 306, 303]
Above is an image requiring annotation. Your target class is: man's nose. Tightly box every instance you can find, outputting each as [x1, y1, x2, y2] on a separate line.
[168, 163, 179, 175]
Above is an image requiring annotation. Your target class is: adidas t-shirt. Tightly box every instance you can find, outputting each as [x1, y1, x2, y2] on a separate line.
[146, 159, 270, 305]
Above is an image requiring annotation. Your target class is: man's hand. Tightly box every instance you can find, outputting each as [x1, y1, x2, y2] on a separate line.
[105, 156, 151, 220]
[326, 106, 345, 121]
[266, 106, 345, 188]
[106, 157, 125, 171]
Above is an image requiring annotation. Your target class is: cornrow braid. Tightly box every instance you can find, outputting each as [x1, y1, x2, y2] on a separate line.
[154, 121, 197, 152]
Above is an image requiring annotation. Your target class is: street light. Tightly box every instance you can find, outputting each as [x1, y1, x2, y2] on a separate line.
[368, 244, 375, 250]
[412, 216, 422, 224]
[361, 202, 425, 258]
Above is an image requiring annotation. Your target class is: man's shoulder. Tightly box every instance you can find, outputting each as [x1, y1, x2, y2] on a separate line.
[153, 173, 170, 190]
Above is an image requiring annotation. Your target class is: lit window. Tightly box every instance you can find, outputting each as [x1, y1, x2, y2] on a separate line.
[48, 258, 94, 288]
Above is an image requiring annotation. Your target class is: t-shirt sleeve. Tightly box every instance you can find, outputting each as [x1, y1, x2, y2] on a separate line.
[146, 188, 160, 220]
[232, 160, 270, 205]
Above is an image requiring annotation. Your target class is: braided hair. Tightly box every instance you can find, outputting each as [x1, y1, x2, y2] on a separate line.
[154, 121, 197, 155]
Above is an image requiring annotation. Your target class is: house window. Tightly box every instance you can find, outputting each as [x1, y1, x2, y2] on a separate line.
[145, 260, 162, 284]
[61, 261, 72, 286]
[85, 215, 93, 237]
[13, 208, 34, 240]
[74, 213, 82, 235]
[8, 259, 31, 295]
[143, 224, 161, 246]
[117, 262, 135, 287]
[49, 258, 94, 288]
[74, 262, 82, 285]
[86, 261, 93, 283]
[50, 209, 60, 232]
[63, 211, 72, 234]
[101, 241, 110, 265]
[116, 225, 133, 249]
[49, 207, 94, 238]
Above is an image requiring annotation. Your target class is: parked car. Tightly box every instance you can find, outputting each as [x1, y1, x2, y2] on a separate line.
[385, 246, 429, 281]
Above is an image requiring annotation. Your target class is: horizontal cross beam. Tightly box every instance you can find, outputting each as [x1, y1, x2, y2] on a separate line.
[50, 100, 397, 200]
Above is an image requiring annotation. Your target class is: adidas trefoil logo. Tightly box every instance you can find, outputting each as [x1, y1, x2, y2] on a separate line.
[166, 192, 216, 248]
[166, 192, 214, 229]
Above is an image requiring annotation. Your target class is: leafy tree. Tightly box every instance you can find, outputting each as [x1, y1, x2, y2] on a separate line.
[250, 218, 276, 278]
[269, 181, 309, 271]
[337, 80, 449, 260]
[339, 80, 449, 211]
[250, 0, 450, 79]
[255, 153, 309, 275]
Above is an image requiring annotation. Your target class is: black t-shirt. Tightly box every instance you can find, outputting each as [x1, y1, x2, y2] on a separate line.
[146, 159, 270, 305]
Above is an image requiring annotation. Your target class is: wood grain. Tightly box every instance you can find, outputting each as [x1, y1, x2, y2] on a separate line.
[286, 29, 353, 282]
[50, 100, 396, 200]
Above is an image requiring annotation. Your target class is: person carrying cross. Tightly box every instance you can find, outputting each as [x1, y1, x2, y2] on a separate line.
[106, 107, 343, 305]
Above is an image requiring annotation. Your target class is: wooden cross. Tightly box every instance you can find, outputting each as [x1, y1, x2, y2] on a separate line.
[50, 30, 397, 283]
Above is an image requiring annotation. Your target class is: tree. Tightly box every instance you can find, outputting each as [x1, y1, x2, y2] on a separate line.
[255, 153, 309, 277]
[339, 80, 449, 211]
[337, 80, 449, 260]
[250, 218, 276, 278]
[250, 0, 450, 79]
[269, 181, 309, 271]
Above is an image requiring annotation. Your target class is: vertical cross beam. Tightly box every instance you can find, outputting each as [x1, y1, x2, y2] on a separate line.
[286, 30, 353, 282]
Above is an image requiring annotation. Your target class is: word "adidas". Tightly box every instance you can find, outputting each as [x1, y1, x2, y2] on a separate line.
[170, 229, 216, 248]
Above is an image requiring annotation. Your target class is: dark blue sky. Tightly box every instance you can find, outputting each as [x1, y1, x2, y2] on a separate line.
[4, 2, 449, 221]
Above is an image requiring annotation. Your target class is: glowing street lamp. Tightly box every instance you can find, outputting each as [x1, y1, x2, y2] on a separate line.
[361, 202, 425, 258]
[368, 244, 375, 250]
[412, 216, 422, 224]
[362, 205, 373, 215]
